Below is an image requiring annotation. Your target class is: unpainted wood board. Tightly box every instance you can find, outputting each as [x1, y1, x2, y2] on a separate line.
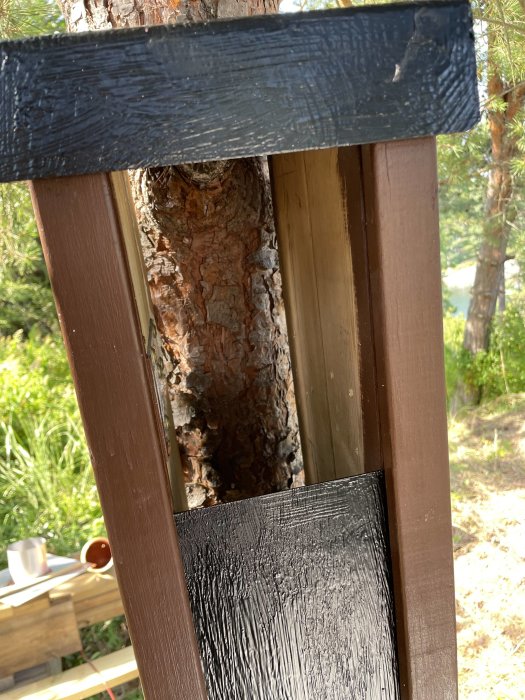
[0, 1, 479, 182]
[48, 571, 123, 628]
[361, 138, 458, 699]
[109, 172, 153, 343]
[176, 471, 400, 700]
[48, 571, 118, 605]
[30, 175, 207, 700]
[12, 660, 62, 691]
[337, 146, 383, 470]
[3, 646, 138, 700]
[109, 171, 188, 513]
[0, 595, 49, 622]
[0, 597, 81, 677]
[47, 569, 122, 626]
[0, 677, 14, 692]
[270, 148, 364, 482]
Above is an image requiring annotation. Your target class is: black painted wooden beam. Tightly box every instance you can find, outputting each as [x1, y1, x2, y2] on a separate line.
[0, 1, 478, 182]
[175, 470, 400, 699]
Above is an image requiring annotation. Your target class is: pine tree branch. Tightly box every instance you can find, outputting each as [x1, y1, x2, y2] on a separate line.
[472, 13, 525, 36]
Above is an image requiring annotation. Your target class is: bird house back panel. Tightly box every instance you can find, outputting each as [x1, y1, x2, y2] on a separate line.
[175, 470, 399, 699]
[0, 0, 478, 182]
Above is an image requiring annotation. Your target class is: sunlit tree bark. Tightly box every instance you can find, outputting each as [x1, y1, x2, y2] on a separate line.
[460, 59, 525, 404]
[60, 0, 303, 506]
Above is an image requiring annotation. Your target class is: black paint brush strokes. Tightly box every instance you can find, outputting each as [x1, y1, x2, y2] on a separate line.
[175, 470, 400, 700]
[0, 1, 479, 182]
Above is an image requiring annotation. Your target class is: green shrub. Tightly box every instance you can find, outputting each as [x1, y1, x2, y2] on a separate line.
[0, 329, 75, 428]
[443, 302, 525, 407]
[443, 313, 468, 406]
[477, 303, 525, 399]
[0, 183, 56, 336]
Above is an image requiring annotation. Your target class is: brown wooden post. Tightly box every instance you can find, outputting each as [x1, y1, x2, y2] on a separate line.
[361, 138, 458, 699]
[272, 138, 457, 699]
[30, 174, 207, 700]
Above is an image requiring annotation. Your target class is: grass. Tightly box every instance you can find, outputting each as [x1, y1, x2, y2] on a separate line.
[0, 416, 103, 562]
[0, 332, 105, 567]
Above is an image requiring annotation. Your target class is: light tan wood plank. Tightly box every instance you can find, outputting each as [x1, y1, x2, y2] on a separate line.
[2, 646, 138, 700]
[271, 148, 364, 483]
[0, 598, 81, 677]
[49, 572, 123, 628]
[110, 172, 188, 513]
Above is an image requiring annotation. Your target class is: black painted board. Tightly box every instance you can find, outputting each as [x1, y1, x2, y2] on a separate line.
[175, 471, 400, 700]
[0, 1, 479, 182]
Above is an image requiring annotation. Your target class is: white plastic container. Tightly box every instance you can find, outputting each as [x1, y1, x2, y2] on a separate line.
[7, 537, 49, 584]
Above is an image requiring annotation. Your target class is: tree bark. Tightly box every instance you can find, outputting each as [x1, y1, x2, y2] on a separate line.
[460, 68, 525, 405]
[61, 0, 303, 507]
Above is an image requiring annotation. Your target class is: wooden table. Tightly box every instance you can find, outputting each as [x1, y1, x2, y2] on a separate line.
[0, 568, 137, 699]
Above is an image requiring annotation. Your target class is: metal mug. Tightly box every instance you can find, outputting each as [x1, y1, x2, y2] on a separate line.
[7, 537, 49, 584]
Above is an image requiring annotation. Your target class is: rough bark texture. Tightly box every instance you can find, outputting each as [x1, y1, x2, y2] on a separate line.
[461, 69, 525, 404]
[61, 0, 303, 507]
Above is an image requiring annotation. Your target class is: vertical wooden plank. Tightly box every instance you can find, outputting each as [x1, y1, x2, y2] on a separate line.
[337, 147, 383, 471]
[361, 138, 458, 699]
[30, 175, 207, 700]
[270, 148, 367, 482]
[110, 172, 188, 513]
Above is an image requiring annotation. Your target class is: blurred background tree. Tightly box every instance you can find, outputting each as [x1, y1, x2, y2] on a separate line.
[456, 0, 525, 405]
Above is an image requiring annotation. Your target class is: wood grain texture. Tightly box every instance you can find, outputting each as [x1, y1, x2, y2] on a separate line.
[30, 175, 207, 700]
[176, 471, 400, 699]
[0, 597, 81, 677]
[270, 148, 365, 482]
[361, 138, 458, 699]
[337, 147, 383, 471]
[110, 171, 188, 513]
[48, 570, 123, 629]
[3, 646, 138, 700]
[0, 1, 479, 182]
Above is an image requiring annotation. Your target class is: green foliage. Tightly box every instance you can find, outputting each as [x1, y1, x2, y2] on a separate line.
[473, 302, 525, 399]
[0, 1, 64, 334]
[0, 331, 103, 568]
[0, 183, 57, 335]
[0, 0, 64, 39]
[444, 303, 525, 407]
[443, 314, 468, 405]
[438, 130, 489, 270]
[476, 0, 525, 85]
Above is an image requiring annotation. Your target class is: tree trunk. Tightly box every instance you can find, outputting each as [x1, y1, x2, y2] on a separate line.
[61, 0, 303, 507]
[459, 69, 525, 405]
